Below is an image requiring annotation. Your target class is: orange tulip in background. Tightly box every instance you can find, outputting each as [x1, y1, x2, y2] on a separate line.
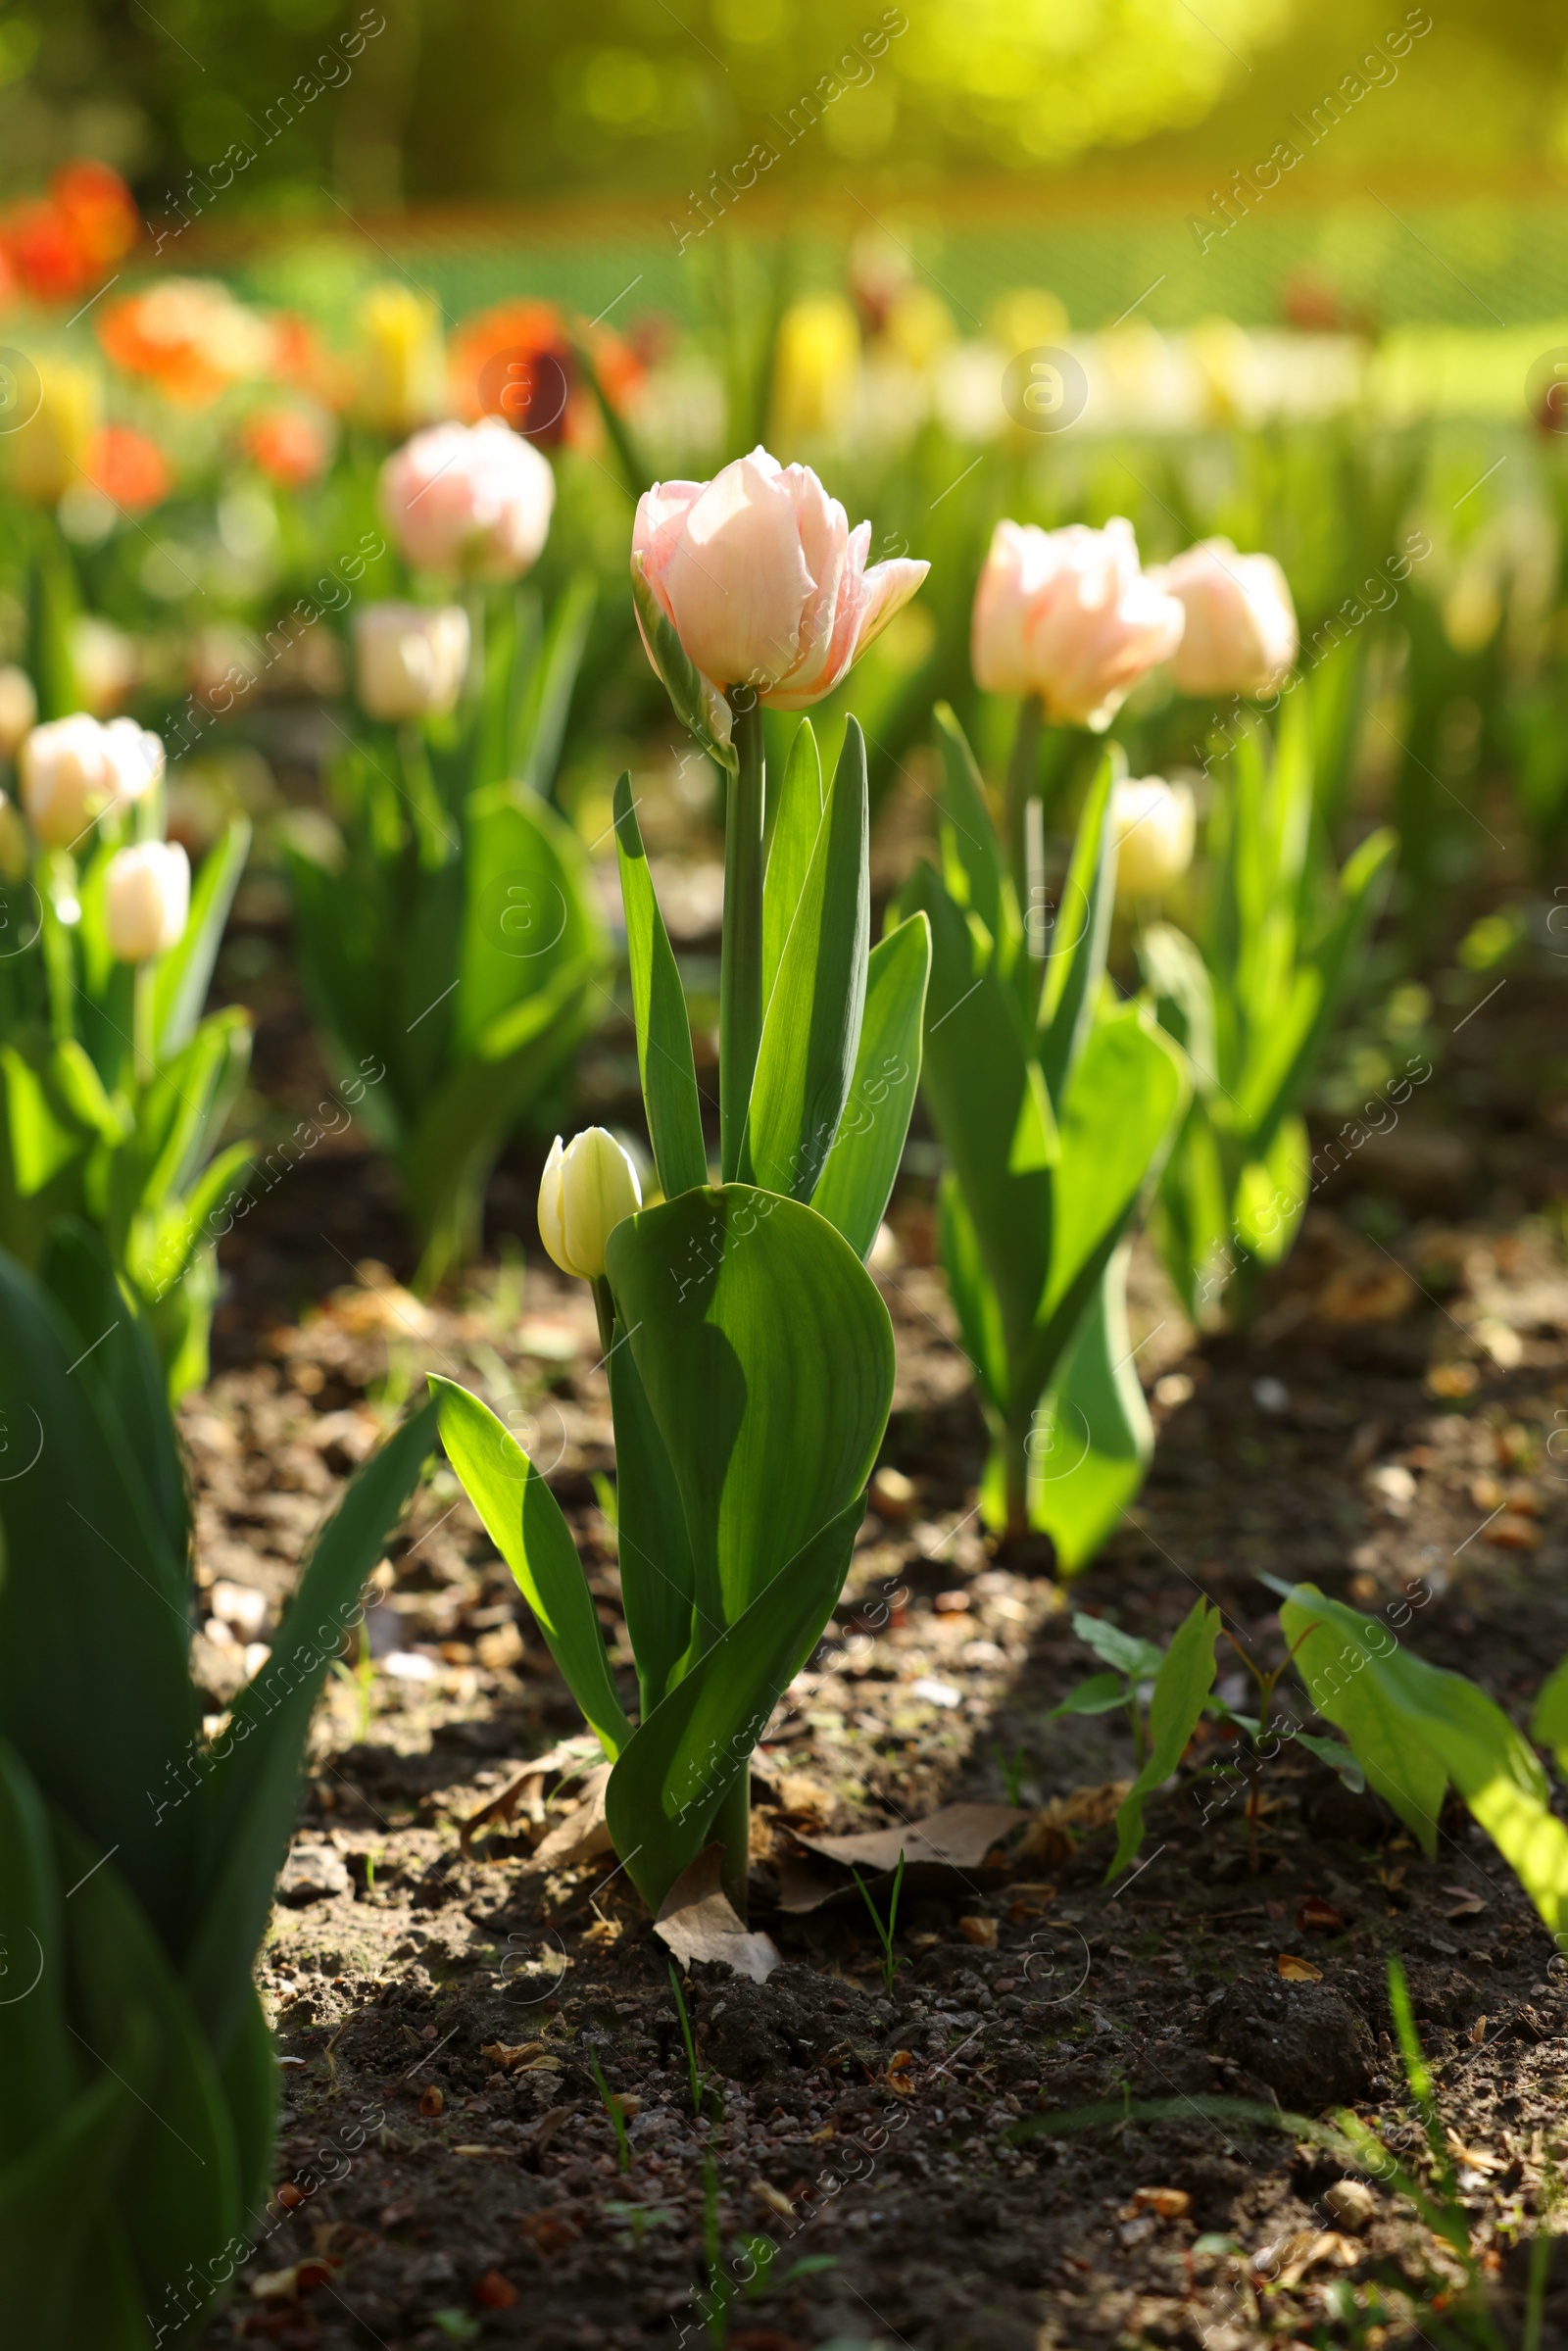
[0, 161, 139, 306]
[83, 424, 172, 514]
[98, 278, 278, 406]
[244, 405, 335, 486]
[448, 298, 642, 449]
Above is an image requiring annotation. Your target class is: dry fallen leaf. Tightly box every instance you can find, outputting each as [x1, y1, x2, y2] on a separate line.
[779, 1801, 1028, 1912]
[518, 2212, 579, 2257]
[750, 2179, 797, 2220]
[481, 2039, 547, 2073]
[459, 1737, 601, 1854]
[957, 1915, 998, 1947]
[1485, 1513, 1541, 1551]
[1296, 1896, 1346, 1933]
[418, 2084, 444, 2117]
[885, 2050, 917, 2098]
[1277, 1953, 1323, 1982]
[532, 1763, 615, 1869]
[473, 2272, 518, 2310]
[654, 1843, 782, 1983]
[1131, 2186, 1192, 2220]
[1469, 2014, 1489, 2045]
[1444, 1885, 1487, 1919]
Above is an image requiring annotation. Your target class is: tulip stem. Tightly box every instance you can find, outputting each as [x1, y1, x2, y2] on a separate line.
[591, 1276, 616, 1361]
[1006, 692, 1043, 909]
[711, 1767, 751, 1921]
[132, 959, 157, 1089]
[719, 689, 765, 1184]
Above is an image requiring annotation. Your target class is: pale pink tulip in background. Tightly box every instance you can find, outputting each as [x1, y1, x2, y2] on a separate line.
[632, 447, 928, 712]
[971, 516, 1185, 729]
[1152, 538, 1298, 698]
[380, 418, 556, 580]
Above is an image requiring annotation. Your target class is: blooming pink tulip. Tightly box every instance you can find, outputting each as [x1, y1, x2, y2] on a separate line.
[380, 418, 555, 581]
[970, 517, 1185, 730]
[632, 447, 928, 720]
[1151, 538, 1298, 698]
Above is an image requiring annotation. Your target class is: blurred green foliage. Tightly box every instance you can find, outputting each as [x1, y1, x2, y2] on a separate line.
[6, 0, 1568, 220]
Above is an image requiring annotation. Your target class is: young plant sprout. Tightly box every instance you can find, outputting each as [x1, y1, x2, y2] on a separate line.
[852, 1846, 907, 1994]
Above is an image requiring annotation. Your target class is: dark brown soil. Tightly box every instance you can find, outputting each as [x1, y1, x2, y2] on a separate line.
[191, 933, 1568, 2351]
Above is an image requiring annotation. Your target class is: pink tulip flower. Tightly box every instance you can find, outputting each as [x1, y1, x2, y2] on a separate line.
[971, 517, 1185, 730]
[632, 447, 928, 728]
[380, 418, 555, 581]
[1151, 538, 1298, 698]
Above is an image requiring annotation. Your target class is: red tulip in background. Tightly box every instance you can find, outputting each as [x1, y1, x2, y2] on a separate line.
[0, 160, 139, 304]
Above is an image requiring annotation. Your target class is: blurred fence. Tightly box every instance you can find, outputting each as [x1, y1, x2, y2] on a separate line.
[227, 182, 1568, 338]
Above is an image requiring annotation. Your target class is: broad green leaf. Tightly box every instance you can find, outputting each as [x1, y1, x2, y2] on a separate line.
[1048, 1671, 1129, 1719]
[58, 1817, 241, 2325]
[613, 769, 708, 1200]
[1108, 1597, 1222, 1878]
[39, 1218, 188, 1563]
[630, 554, 737, 775]
[1032, 1248, 1154, 1568]
[1139, 921, 1218, 1100]
[0, 2032, 144, 2343]
[1024, 1003, 1189, 1403]
[745, 719, 869, 1200]
[1154, 1102, 1231, 1323]
[810, 912, 930, 1261]
[131, 1008, 252, 1220]
[431, 1380, 631, 1760]
[1, 1039, 89, 1197]
[220, 1984, 278, 2229]
[0, 1252, 198, 1949]
[933, 701, 1004, 947]
[0, 1739, 75, 2163]
[936, 1169, 1008, 1419]
[516, 570, 595, 795]
[1279, 1584, 1562, 1931]
[904, 860, 1049, 1365]
[1291, 1728, 1366, 1791]
[1532, 1651, 1568, 1776]
[456, 781, 607, 1057]
[1038, 749, 1116, 1097]
[606, 1493, 864, 1910]
[762, 718, 823, 1009]
[186, 1399, 438, 2056]
[605, 1187, 894, 1638]
[153, 816, 251, 1059]
[1071, 1608, 1164, 1682]
[609, 1336, 697, 1718]
[1234, 1114, 1308, 1265]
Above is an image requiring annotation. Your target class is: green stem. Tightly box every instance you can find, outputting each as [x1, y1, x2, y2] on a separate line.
[132, 958, 156, 1088]
[1005, 691, 1043, 906]
[711, 1766, 751, 1922]
[40, 855, 77, 1045]
[1002, 1421, 1030, 1544]
[719, 688, 765, 1184]
[398, 724, 453, 870]
[590, 1275, 615, 1360]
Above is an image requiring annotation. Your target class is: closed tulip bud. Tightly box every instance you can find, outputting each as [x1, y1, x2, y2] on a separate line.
[380, 419, 555, 581]
[633, 447, 928, 726]
[105, 840, 189, 961]
[0, 664, 36, 759]
[537, 1129, 642, 1282]
[354, 602, 471, 722]
[971, 517, 1185, 730]
[355, 283, 448, 438]
[1111, 777, 1196, 902]
[6, 358, 101, 506]
[20, 712, 165, 848]
[0, 792, 28, 880]
[1152, 539, 1298, 698]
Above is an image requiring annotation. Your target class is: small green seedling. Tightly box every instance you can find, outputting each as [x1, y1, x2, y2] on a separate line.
[587, 2048, 630, 2172]
[668, 1962, 716, 2117]
[852, 1847, 906, 1994]
[1049, 1612, 1166, 1769]
[992, 1741, 1031, 1804]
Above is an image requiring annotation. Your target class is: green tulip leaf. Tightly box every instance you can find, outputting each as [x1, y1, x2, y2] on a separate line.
[744, 717, 870, 1200]
[810, 911, 930, 1261]
[606, 1493, 865, 1910]
[152, 816, 251, 1061]
[1108, 1597, 1222, 1879]
[431, 1379, 632, 1761]
[608, 1335, 698, 1718]
[1031, 1246, 1154, 1567]
[605, 1186, 894, 1639]
[762, 717, 823, 1010]
[1038, 748, 1116, 1098]
[613, 768, 708, 1200]
[933, 701, 1004, 947]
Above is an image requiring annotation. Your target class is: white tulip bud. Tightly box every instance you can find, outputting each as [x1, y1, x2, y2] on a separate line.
[354, 602, 471, 723]
[537, 1129, 642, 1282]
[20, 711, 164, 848]
[0, 665, 36, 759]
[105, 840, 190, 962]
[1111, 777, 1196, 902]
